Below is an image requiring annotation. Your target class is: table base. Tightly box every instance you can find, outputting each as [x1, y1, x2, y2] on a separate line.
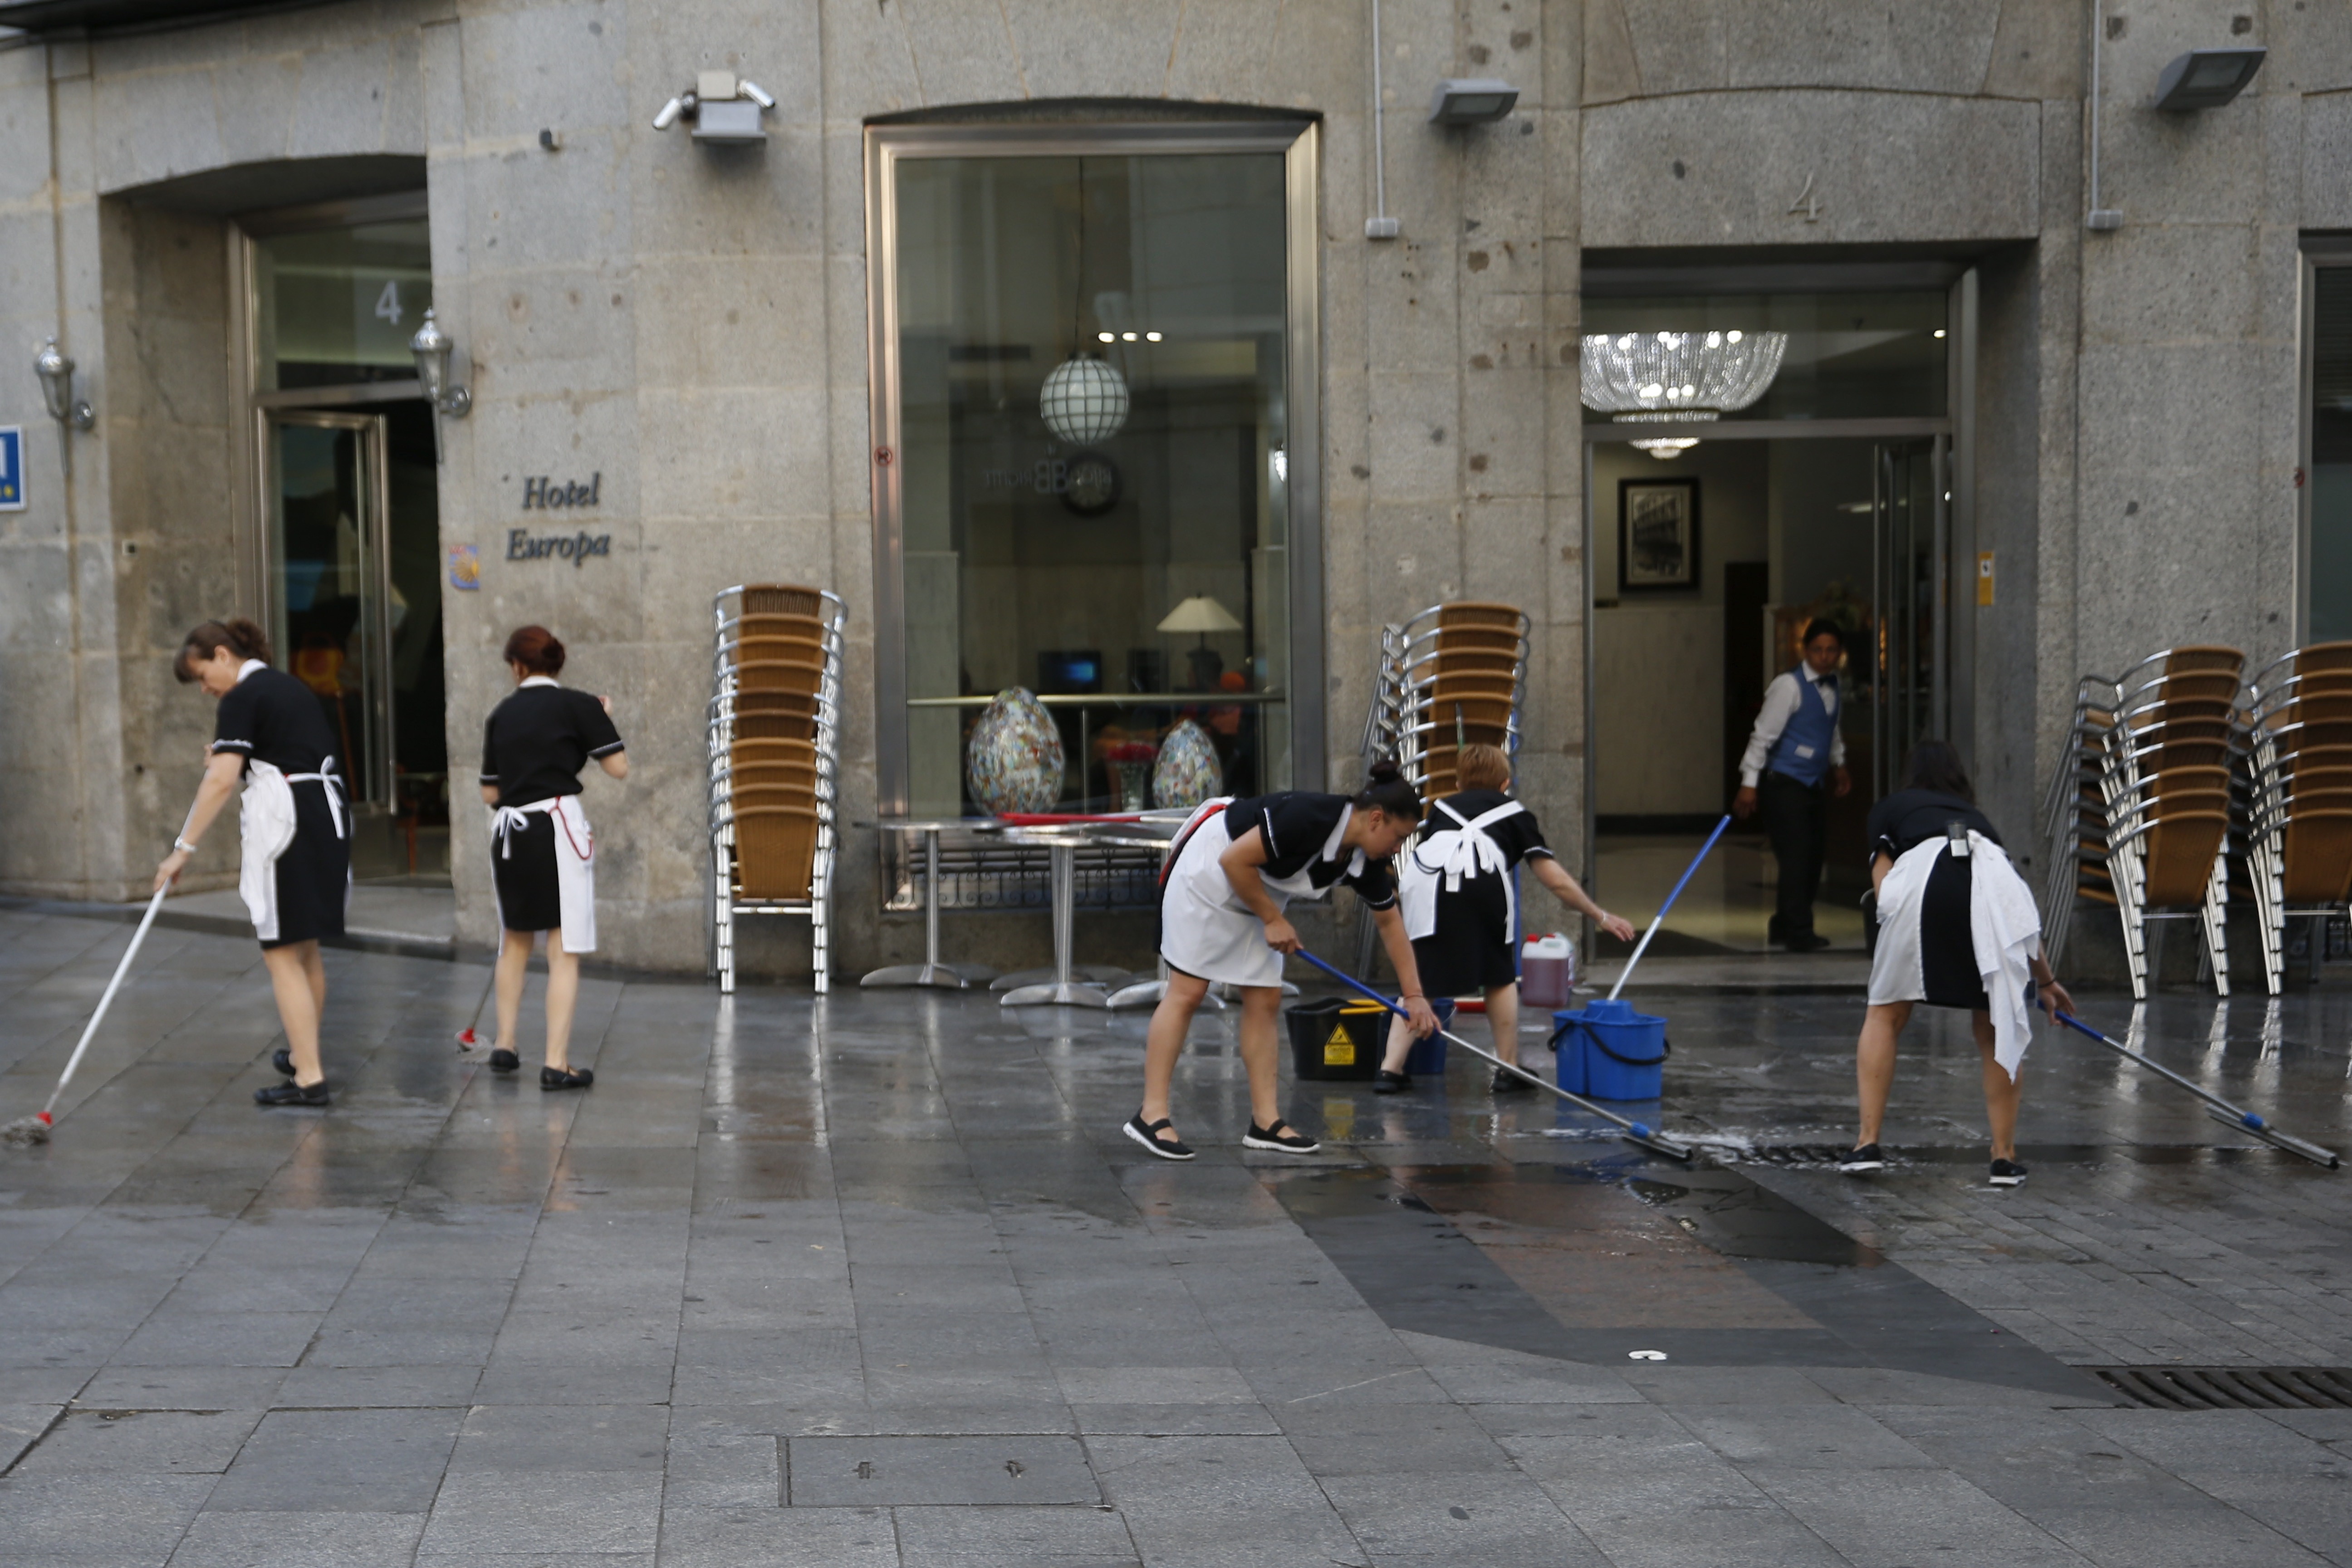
[1001, 980, 1111, 1009]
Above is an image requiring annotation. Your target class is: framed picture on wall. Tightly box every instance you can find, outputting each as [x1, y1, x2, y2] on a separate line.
[1618, 477, 1700, 593]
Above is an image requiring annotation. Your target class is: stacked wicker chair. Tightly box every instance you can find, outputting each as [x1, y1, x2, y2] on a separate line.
[708, 584, 846, 994]
[2040, 646, 2243, 998]
[1389, 602, 1529, 797]
[2239, 642, 2352, 993]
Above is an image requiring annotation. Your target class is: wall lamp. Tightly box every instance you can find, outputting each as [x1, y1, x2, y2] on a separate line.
[34, 337, 93, 431]
[1428, 78, 1519, 126]
[2152, 47, 2265, 111]
[652, 71, 775, 146]
[34, 336, 93, 477]
[409, 309, 471, 463]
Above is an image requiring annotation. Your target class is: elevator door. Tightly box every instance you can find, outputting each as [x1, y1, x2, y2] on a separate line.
[266, 411, 393, 808]
[1871, 437, 1948, 797]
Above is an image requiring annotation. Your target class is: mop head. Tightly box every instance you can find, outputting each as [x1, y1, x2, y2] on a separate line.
[1, 1112, 53, 1146]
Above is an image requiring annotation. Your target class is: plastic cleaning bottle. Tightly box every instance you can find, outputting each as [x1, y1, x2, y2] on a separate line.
[1519, 932, 1576, 1009]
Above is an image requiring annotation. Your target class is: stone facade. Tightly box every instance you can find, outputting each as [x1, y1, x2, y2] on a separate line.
[0, 0, 2338, 980]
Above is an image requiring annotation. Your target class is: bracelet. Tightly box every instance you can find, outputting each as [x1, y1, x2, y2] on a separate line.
[173, 837, 198, 856]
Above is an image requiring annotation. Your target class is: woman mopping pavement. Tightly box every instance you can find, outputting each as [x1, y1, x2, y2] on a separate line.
[1843, 740, 2073, 1186]
[479, 627, 627, 1090]
[1372, 743, 1636, 1095]
[1127, 761, 1438, 1160]
[157, 619, 351, 1108]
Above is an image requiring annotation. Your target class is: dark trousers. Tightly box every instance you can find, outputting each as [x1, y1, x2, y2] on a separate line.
[1760, 771, 1829, 941]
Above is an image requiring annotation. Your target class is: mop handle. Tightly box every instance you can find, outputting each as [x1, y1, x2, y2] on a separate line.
[42, 882, 171, 1120]
[1291, 949, 1666, 1143]
[2054, 1010, 2264, 1124]
[1607, 813, 1731, 1002]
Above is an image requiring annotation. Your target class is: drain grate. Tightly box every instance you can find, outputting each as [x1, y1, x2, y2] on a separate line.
[2094, 1366, 2352, 1410]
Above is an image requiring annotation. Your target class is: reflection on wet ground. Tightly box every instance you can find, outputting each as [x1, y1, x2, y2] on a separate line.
[4, 906, 2351, 1567]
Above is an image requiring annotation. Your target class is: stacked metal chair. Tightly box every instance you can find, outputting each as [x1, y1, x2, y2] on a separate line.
[2039, 646, 2242, 997]
[1388, 601, 1529, 796]
[708, 583, 846, 994]
[2239, 642, 2352, 993]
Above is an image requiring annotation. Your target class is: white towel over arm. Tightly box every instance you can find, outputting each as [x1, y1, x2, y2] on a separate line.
[1967, 833, 2043, 1080]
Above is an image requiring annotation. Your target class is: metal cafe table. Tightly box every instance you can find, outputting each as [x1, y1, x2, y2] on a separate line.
[856, 818, 1002, 990]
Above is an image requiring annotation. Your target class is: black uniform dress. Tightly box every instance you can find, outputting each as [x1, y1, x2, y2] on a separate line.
[1159, 792, 1397, 986]
[1405, 788, 1553, 996]
[1867, 788, 2002, 1010]
[212, 664, 350, 949]
[480, 681, 625, 933]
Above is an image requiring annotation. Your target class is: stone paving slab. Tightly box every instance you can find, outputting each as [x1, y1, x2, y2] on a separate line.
[0, 909, 2346, 1566]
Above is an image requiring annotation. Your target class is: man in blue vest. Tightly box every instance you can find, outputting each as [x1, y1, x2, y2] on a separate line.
[1732, 619, 1851, 952]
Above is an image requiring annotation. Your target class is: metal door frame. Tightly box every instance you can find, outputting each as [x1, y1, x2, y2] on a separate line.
[1871, 435, 1950, 800]
[261, 408, 395, 810]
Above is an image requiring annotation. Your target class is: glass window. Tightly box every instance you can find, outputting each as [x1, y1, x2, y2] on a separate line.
[2310, 268, 2352, 643]
[892, 152, 1292, 816]
[1583, 291, 1947, 423]
[253, 220, 432, 391]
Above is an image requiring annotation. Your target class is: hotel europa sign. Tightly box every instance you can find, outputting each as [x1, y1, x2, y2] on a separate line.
[509, 471, 612, 566]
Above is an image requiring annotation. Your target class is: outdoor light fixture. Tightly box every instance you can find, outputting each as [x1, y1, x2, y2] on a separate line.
[409, 309, 471, 463]
[34, 336, 93, 432]
[2152, 47, 2265, 111]
[1428, 78, 1519, 126]
[652, 71, 775, 146]
[1580, 329, 1788, 458]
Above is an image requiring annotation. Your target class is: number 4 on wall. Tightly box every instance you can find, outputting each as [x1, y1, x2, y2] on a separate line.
[374, 281, 403, 326]
[1788, 173, 1822, 223]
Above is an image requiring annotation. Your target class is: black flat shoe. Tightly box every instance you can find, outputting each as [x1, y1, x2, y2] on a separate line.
[1989, 1157, 2029, 1187]
[539, 1066, 594, 1091]
[255, 1080, 330, 1107]
[1491, 1066, 1535, 1093]
[1372, 1070, 1411, 1095]
[1243, 1120, 1320, 1153]
[488, 1049, 519, 1073]
[1838, 1143, 1885, 1174]
[270, 1048, 295, 1078]
[1122, 1113, 1196, 1161]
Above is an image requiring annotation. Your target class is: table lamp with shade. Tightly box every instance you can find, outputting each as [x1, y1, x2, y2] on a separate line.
[1158, 594, 1243, 689]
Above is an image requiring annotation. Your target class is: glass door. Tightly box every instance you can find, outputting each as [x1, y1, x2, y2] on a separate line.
[265, 411, 393, 809]
[1871, 436, 1948, 797]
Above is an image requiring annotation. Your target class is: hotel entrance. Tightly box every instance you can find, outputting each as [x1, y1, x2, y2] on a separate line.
[240, 196, 449, 882]
[1582, 270, 1970, 957]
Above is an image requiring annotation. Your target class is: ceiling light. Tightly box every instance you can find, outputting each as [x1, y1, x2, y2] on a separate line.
[1145, 332, 1162, 343]
[1933, 328, 1947, 339]
[1097, 331, 1115, 343]
[1040, 353, 1129, 444]
[1428, 78, 1519, 126]
[2152, 47, 2265, 111]
[1121, 332, 1137, 342]
[1630, 437, 1698, 460]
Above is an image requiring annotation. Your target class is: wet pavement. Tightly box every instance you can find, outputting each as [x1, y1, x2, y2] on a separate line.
[0, 903, 2348, 1567]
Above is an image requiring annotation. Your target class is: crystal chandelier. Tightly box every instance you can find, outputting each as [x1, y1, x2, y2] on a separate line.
[1580, 329, 1788, 458]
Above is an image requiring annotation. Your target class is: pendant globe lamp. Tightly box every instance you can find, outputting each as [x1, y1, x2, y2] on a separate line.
[1040, 160, 1130, 444]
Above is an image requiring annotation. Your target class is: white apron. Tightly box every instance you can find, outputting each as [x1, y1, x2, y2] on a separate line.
[1867, 829, 2043, 1080]
[238, 756, 347, 942]
[1398, 798, 1526, 943]
[493, 794, 598, 953]
[1160, 797, 1360, 988]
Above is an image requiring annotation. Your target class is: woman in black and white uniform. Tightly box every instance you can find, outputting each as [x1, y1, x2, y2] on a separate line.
[1126, 762, 1439, 1161]
[1372, 743, 1635, 1095]
[156, 619, 351, 1108]
[1842, 740, 2073, 1186]
[479, 627, 627, 1090]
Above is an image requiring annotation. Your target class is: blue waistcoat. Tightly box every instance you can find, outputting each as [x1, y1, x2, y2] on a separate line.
[1766, 668, 1838, 786]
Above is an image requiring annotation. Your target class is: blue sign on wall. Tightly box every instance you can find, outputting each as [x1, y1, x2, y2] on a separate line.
[0, 427, 21, 512]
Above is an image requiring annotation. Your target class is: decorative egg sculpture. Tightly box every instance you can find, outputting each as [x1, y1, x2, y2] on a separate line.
[1151, 719, 1224, 811]
[965, 688, 1065, 815]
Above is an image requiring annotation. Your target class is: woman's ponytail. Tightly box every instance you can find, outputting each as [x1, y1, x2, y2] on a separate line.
[174, 618, 273, 683]
[1353, 757, 1421, 821]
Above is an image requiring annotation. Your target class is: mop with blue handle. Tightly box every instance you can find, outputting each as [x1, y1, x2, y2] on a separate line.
[1293, 949, 1695, 1161]
[2053, 1010, 2339, 1169]
[1607, 814, 1731, 1000]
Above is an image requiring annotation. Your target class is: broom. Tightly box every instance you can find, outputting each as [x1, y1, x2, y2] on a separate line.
[2, 875, 176, 1146]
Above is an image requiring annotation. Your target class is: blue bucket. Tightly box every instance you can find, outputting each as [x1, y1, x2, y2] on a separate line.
[1403, 998, 1456, 1077]
[1549, 998, 1670, 1101]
